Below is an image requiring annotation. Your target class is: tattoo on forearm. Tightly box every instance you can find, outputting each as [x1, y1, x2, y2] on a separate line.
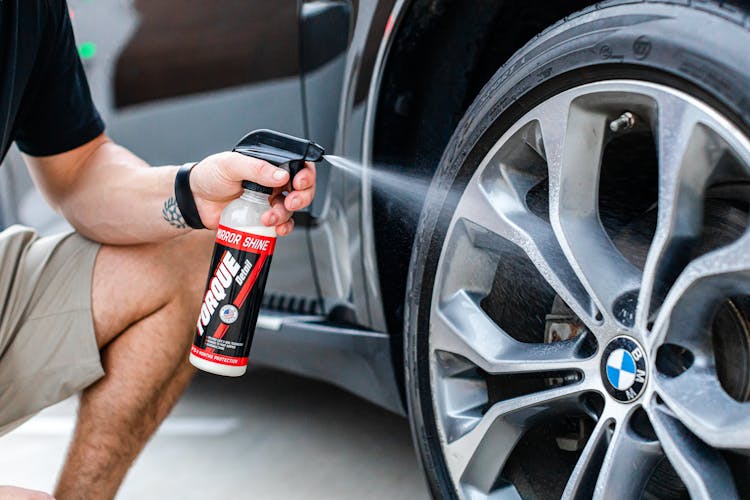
[162, 197, 187, 229]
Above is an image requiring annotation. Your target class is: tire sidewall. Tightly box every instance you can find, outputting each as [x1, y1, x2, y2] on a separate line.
[404, 2, 750, 498]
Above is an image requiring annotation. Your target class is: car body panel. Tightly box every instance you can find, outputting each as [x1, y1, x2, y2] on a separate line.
[305, 0, 395, 332]
[0, 0, 404, 412]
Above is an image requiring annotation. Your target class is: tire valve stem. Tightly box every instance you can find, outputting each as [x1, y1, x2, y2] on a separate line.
[609, 111, 636, 133]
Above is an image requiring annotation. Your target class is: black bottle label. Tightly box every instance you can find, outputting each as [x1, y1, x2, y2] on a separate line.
[191, 225, 275, 367]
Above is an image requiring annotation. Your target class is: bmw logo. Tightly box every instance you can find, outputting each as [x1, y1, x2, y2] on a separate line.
[601, 336, 648, 402]
[219, 304, 239, 325]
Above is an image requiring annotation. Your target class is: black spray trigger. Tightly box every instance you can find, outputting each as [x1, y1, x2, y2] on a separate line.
[232, 129, 324, 194]
[287, 160, 305, 186]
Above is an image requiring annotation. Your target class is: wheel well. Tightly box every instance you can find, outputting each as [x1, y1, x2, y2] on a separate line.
[371, 0, 597, 381]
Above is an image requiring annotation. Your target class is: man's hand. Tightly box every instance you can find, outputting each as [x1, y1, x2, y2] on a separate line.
[0, 486, 54, 499]
[189, 152, 317, 236]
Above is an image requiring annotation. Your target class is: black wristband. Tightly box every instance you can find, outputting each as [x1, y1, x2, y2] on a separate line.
[174, 163, 205, 229]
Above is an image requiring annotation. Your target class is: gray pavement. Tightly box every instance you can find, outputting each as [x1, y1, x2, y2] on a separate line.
[0, 368, 429, 499]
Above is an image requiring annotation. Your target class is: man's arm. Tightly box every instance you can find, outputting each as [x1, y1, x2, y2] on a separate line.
[23, 134, 316, 245]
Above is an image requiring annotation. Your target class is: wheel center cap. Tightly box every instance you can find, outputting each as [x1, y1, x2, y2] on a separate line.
[601, 336, 648, 402]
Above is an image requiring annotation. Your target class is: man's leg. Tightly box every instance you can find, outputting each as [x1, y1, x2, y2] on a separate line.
[54, 230, 214, 500]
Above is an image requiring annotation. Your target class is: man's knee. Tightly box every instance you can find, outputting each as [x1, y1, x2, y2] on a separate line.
[91, 230, 214, 348]
[163, 230, 215, 305]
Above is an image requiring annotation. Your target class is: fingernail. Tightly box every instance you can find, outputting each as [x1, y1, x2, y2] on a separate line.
[273, 169, 288, 181]
[289, 198, 300, 209]
[268, 214, 278, 225]
[298, 179, 308, 189]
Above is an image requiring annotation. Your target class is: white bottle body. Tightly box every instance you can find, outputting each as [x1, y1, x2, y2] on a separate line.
[189, 189, 276, 377]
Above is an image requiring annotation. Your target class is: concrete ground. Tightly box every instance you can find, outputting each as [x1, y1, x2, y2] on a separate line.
[0, 368, 429, 499]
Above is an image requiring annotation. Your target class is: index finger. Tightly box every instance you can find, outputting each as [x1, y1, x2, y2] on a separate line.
[221, 152, 289, 187]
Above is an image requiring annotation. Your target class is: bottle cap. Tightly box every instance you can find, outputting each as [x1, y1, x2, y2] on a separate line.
[242, 180, 273, 195]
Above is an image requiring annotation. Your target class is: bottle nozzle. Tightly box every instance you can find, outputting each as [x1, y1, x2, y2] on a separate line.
[232, 130, 324, 194]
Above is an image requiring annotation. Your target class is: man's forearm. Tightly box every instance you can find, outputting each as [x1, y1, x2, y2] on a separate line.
[37, 140, 192, 245]
[26, 134, 314, 245]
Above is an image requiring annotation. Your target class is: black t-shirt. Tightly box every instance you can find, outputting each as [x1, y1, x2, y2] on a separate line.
[0, 0, 104, 160]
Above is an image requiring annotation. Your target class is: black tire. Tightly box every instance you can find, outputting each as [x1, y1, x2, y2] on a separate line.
[404, 1, 750, 498]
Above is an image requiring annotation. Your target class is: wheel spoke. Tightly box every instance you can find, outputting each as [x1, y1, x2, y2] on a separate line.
[650, 230, 750, 349]
[538, 98, 642, 323]
[647, 402, 739, 500]
[655, 369, 750, 450]
[431, 290, 593, 375]
[637, 99, 728, 330]
[445, 383, 590, 494]
[562, 416, 611, 500]
[454, 174, 593, 322]
[592, 410, 662, 500]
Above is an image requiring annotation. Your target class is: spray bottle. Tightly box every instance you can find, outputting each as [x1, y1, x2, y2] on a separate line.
[190, 130, 325, 376]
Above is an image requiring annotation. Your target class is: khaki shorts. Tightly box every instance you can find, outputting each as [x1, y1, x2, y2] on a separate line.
[0, 225, 103, 434]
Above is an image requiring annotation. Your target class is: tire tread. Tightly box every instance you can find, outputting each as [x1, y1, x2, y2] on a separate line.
[439, 0, 750, 192]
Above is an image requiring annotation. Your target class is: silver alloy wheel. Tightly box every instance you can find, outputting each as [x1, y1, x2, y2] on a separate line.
[429, 80, 750, 499]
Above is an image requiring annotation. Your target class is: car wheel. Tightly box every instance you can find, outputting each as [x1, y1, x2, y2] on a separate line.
[405, 1, 750, 499]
